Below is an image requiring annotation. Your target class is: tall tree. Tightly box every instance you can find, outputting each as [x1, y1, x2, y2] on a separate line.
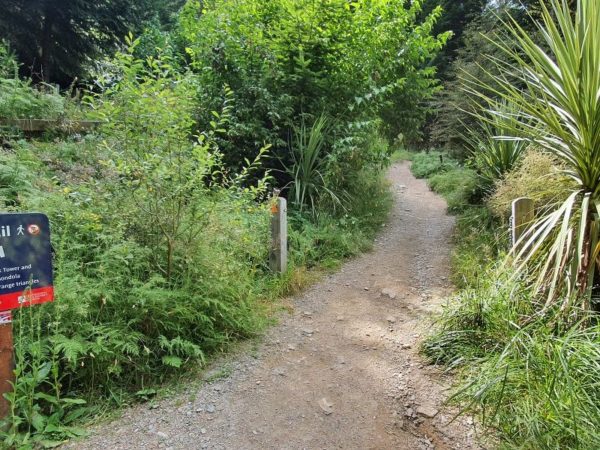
[0, 0, 180, 85]
[420, 0, 487, 79]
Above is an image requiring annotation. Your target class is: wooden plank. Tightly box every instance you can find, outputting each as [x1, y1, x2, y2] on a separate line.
[0, 119, 101, 132]
[511, 197, 535, 251]
[269, 197, 288, 273]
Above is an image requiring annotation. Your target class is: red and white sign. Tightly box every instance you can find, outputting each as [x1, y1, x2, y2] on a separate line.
[0, 311, 11, 325]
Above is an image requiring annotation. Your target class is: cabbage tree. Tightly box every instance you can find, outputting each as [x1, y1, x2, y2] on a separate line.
[468, 0, 600, 314]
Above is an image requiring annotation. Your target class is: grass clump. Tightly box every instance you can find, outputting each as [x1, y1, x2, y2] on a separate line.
[488, 148, 575, 219]
[428, 168, 478, 212]
[424, 266, 600, 449]
[409, 151, 480, 213]
[410, 151, 459, 178]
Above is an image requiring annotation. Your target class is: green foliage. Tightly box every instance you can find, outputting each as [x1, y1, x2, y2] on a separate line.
[284, 115, 341, 215]
[0, 0, 182, 84]
[0, 43, 66, 120]
[450, 206, 500, 288]
[179, 0, 449, 168]
[425, 259, 600, 449]
[0, 80, 65, 120]
[0, 42, 277, 446]
[428, 168, 479, 213]
[467, 0, 600, 313]
[0, 33, 396, 447]
[289, 169, 392, 269]
[410, 151, 459, 178]
[465, 104, 529, 190]
[428, 2, 530, 151]
[409, 150, 480, 213]
[419, 0, 487, 79]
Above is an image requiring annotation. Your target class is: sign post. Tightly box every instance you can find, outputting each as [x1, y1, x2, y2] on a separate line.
[511, 198, 535, 252]
[0, 311, 12, 419]
[0, 213, 54, 418]
[269, 198, 288, 273]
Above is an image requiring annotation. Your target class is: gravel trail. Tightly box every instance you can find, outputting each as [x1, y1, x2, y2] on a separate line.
[64, 162, 484, 450]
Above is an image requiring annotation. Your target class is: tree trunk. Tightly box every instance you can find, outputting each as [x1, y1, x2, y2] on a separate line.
[578, 215, 594, 311]
[39, 2, 54, 82]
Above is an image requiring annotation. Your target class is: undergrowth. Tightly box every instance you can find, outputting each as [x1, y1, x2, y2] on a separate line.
[413, 150, 600, 449]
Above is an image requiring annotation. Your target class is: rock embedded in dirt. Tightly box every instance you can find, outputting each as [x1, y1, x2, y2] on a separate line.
[381, 288, 398, 299]
[386, 316, 397, 324]
[417, 406, 439, 419]
[318, 398, 334, 415]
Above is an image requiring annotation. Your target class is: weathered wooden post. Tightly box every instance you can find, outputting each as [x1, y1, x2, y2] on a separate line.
[0, 213, 54, 419]
[0, 312, 13, 418]
[270, 197, 288, 273]
[511, 197, 535, 251]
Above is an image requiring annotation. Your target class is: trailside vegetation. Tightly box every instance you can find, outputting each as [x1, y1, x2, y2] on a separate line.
[419, 1, 600, 448]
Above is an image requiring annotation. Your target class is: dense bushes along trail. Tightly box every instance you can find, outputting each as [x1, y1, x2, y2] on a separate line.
[64, 163, 483, 450]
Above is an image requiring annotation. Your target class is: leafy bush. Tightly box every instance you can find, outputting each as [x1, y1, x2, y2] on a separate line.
[178, 0, 449, 171]
[410, 151, 459, 179]
[428, 168, 478, 212]
[0, 79, 65, 120]
[0, 42, 66, 120]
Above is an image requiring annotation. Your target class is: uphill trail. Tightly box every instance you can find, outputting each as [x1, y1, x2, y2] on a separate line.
[66, 162, 484, 450]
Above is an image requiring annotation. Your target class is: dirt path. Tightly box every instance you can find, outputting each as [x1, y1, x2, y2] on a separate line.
[66, 162, 483, 450]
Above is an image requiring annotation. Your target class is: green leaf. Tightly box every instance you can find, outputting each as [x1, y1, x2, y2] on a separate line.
[162, 355, 183, 368]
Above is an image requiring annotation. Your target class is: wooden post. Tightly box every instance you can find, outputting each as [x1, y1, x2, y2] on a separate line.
[270, 197, 288, 273]
[511, 197, 535, 251]
[0, 311, 13, 419]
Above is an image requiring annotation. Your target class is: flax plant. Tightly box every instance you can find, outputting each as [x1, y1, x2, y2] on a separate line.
[284, 115, 343, 215]
[464, 102, 529, 190]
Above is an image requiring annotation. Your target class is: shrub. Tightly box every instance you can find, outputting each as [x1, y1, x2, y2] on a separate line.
[428, 168, 478, 212]
[488, 148, 574, 219]
[410, 151, 459, 178]
[178, 0, 449, 170]
[0, 42, 66, 120]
